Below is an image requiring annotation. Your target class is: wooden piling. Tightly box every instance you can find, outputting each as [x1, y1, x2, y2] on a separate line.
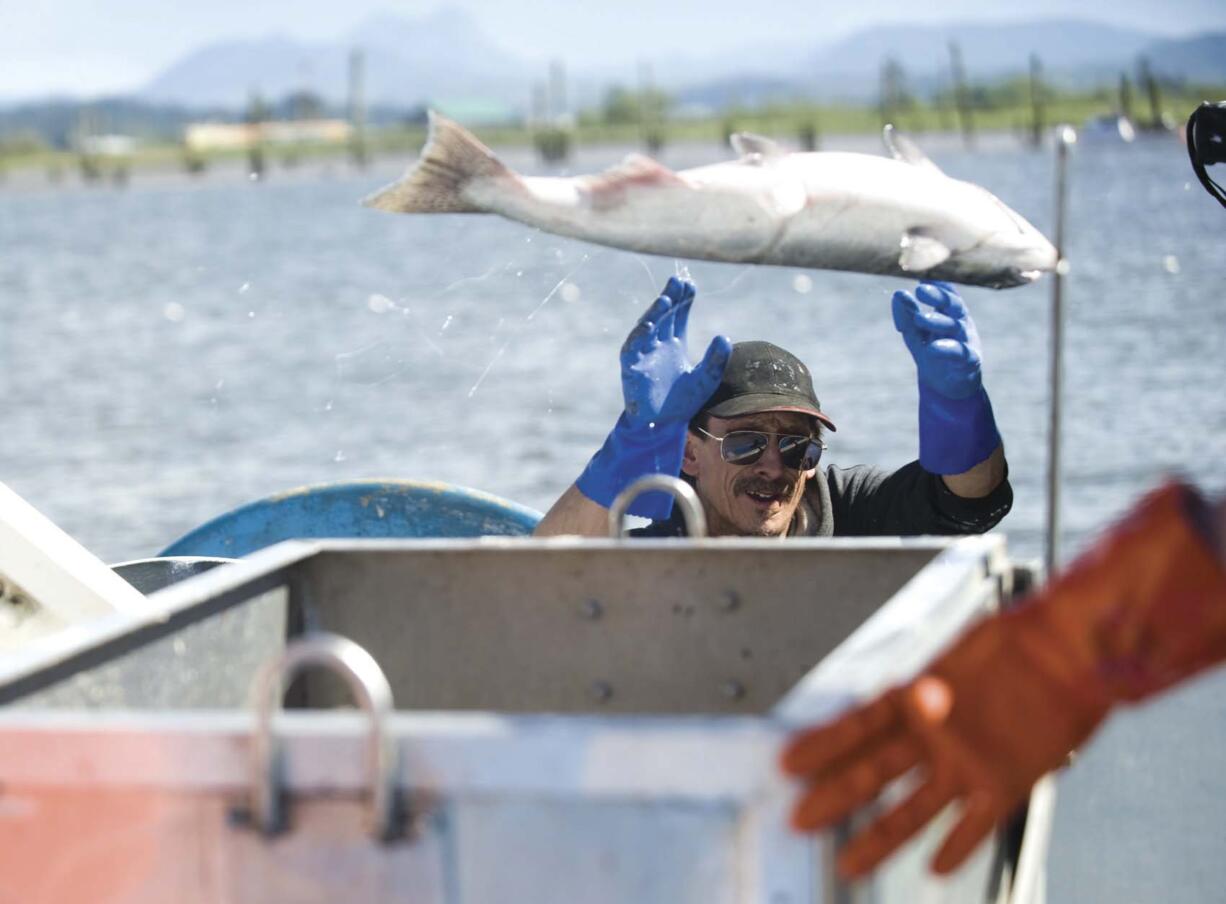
[948, 42, 976, 149]
[1118, 72, 1132, 123]
[531, 63, 572, 165]
[1137, 57, 1167, 131]
[244, 91, 268, 180]
[1028, 54, 1046, 149]
[797, 119, 819, 151]
[638, 60, 665, 155]
[878, 58, 900, 131]
[348, 49, 369, 169]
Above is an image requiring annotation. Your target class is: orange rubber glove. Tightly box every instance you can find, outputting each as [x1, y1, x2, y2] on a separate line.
[780, 480, 1226, 878]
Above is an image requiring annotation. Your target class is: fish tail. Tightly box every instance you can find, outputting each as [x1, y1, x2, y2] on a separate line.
[362, 111, 513, 213]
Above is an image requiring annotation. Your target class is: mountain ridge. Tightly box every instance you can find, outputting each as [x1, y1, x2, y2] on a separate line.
[6, 12, 1224, 115]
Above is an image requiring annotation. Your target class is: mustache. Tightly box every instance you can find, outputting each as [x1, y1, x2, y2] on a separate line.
[734, 475, 797, 497]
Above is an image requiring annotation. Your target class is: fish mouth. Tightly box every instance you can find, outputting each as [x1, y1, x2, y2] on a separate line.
[988, 267, 1045, 289]
[1002, 250, 1056, 286]
[964, 234, 1057, 288]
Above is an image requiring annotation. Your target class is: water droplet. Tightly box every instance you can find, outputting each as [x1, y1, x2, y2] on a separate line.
[560, 282, 581, 303]
[1056, 259, 1071, 276]
[440, 314, 454, 332]
[238, 282, 251, 294]
[791, 273, 813, 294]
[334, 450, 346, 462]
[247, 311, 256, 318]
[1163, 255, 1180, 275]
[648, 421, 657, 429]
[163, 302, 186, 322]
[368, 293, 394, 313]
[248, 172, 260, 182]
[215, 379, 225, 390]
[323, 400, 333, 412]
[516, 270, 524, 277]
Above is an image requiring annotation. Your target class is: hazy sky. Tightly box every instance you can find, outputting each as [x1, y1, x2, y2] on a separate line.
[3, 0, 1223, 101]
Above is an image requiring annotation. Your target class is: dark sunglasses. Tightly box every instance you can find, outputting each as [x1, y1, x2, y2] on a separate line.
[695, 426, 826, 471]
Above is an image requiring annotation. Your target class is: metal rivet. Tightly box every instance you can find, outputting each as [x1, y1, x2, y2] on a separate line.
[720, 680, 745, 700]
[581, 599, 603, 620]
[589, 681, 613, 702]
[720, 590, 741, 612]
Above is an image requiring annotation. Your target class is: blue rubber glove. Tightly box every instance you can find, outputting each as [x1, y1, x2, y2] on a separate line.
[892, 281, 1001, 475]
[577, 277, 732, 519]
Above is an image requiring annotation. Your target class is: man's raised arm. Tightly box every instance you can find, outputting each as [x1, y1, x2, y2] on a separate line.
[892, 281, 1008, 499]
[533, 277, 729, 537]
[534, 483, 612, 537]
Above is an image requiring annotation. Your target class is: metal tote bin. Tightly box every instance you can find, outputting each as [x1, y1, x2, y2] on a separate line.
[0, 533, 1051, 904]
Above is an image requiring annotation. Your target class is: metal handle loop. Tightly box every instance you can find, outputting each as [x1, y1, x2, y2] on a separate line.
[607, 475, 707, 538]
[250, 632, 397, 840]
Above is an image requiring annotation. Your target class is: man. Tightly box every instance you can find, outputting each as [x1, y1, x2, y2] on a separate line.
[534, 276, 1011, 538]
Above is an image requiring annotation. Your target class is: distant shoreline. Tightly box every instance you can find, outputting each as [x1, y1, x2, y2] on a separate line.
[0, 115, 1187, 195]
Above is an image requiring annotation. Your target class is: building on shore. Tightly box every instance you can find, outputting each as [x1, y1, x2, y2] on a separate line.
[183, 119, 352, 152]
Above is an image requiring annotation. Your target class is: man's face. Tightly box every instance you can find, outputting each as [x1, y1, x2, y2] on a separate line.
[681, 410, 820, 538]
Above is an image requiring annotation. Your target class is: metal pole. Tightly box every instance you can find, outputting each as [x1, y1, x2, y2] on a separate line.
[1045, 126, 1075, 577]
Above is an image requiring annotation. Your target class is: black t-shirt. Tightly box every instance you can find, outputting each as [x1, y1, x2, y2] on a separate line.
[628, 461, 1012, 538]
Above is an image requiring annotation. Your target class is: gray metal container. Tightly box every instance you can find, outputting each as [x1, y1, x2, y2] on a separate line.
[0, 534, 1050, 903]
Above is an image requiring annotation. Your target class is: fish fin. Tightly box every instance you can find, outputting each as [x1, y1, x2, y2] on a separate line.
[601, 153, 684, 183]
[899, 231, 952, 272]
[583, 155, 686, 208]
[730, 132, 783, 162]
[361, 111, 512, 213]
[617, 152, 686, 179]
[882, 124, 943, 175]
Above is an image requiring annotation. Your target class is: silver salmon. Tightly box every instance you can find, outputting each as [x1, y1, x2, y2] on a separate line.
[363, 113, 1056, 289]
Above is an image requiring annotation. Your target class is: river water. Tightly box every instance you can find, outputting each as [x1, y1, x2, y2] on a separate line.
[2, 131, 1225, 900]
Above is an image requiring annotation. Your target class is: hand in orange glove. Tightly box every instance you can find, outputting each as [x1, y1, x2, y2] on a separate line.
[781, 480, 1226, 879]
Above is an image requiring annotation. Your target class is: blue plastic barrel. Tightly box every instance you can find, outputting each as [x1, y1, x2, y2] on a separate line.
[159, 479, 543, 558]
